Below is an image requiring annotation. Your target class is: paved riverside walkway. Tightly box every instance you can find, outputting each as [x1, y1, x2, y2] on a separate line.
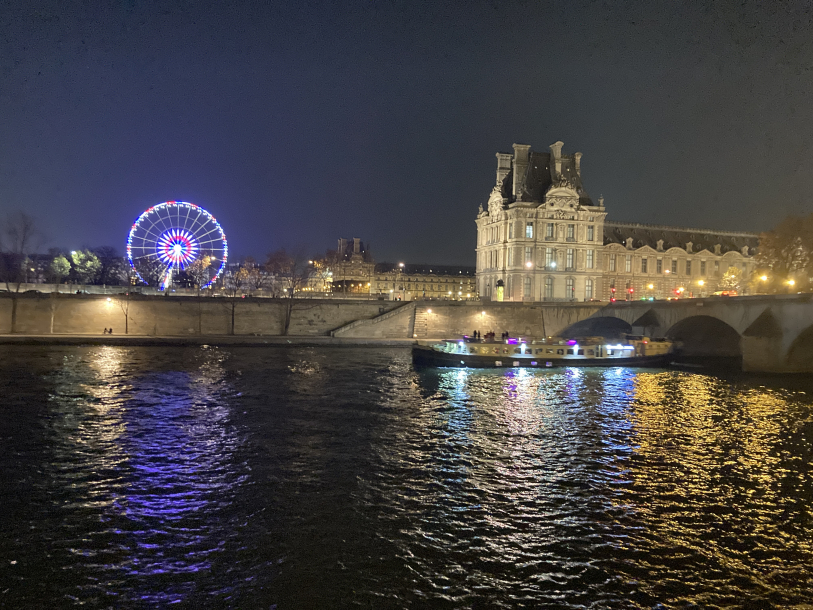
[0, 335, 421, 347]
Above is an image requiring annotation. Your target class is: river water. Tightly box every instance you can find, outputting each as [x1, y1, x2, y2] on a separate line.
[0, 346, 811, 608]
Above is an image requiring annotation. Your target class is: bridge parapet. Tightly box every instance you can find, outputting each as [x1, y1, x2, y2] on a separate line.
[591, 295, 813, 373]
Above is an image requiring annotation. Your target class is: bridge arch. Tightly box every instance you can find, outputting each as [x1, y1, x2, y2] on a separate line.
[786, 324, 813, 368]
[666, 315, 742, 358]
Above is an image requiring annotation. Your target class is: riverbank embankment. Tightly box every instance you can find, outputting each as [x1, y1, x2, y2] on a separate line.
[0, 293, 602, 339]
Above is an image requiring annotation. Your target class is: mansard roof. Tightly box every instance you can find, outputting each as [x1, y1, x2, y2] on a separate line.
[603, 221, 759, 255]
[499, 150, 594, 207]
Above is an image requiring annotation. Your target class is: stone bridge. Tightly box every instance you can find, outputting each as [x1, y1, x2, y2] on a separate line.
[589, 295, 813, 373]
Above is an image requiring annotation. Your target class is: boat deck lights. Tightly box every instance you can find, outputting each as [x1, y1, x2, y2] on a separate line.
[606, 344, 634, 350]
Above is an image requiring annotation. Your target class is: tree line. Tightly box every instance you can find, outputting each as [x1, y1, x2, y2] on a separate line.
[0, 212, 334, 295]
[754, 213, 813, 293]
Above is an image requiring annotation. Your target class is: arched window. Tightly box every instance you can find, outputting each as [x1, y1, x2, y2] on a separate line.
[566, 277, 575, 300]
[544, 277, 554, 300]
[585, 278, 593, 300]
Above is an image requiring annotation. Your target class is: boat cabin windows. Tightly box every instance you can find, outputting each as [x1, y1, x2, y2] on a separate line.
[578, 349, 585, 355]
[567, 349, 574, 355]
[587, 349, 594, 355]
[557, 349, 564, 355]
[513, 348, 521, 354]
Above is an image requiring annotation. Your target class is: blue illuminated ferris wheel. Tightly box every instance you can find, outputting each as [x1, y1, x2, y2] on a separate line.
[127, 201, 228, 289]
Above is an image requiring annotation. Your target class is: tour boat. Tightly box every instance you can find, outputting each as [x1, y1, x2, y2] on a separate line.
[412, 335, 673, 368]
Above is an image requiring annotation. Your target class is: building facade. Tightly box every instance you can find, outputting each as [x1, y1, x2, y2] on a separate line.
[475, 141, 758, 301]
[330, 238, 477, 300]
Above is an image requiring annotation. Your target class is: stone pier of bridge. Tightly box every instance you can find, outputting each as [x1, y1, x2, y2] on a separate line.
[589, 294, 813, 374]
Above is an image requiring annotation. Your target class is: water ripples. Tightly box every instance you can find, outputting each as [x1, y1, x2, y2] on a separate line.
[0, 346, 812, 607]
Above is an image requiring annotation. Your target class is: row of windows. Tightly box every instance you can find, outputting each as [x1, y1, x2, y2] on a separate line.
[607, 255, 747, 276]
[484, 277, 595, 300]
[485, 222, 596, 244]
[485, 247, 597, 270]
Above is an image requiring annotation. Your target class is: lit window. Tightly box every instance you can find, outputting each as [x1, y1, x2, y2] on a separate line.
[566, 248, 574, 269]
[625, 255, 632, 273]
[566, 277, 575, 299]
[544, 277, 554, 299]
[641, 258, 648, 273]
[587, 225, 594, 241]
[672, 259, 678, 274]
[609, 254, 616, 272]
[566, 224, 575, 240]
[508, 223, 514, 239]
[526, 222, 534, 238]
[525, 247, 532, 263]
[585, 278, 593, 299]
[586, 249, 594, 269]
[546, 223, 555, 239]
[524, 276, 531, 298]
[657, 258, 663, 274]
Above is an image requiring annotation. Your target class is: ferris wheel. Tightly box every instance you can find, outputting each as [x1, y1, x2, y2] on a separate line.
[127, 201, 228, 289]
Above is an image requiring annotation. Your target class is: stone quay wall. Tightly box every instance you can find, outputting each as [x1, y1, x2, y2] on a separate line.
[0, 293, 602, 339]
[0, 293, 403, 337]
[332, 301, 603, 339]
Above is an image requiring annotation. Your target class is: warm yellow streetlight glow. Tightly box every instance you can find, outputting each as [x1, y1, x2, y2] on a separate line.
[788, 279, 796, 286]
[647, 283, 654, 290]
[760, 275, 768, 281]
[481, 311, 486, 315]
[427, 309, 432, 313]
[698, 280, 704, 286]
[525, 261, 532, 268]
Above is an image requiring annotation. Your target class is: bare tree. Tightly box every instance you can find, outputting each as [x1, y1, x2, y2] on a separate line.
[265, 248, 314, 335]
[133, 257, 168, 288]
[0, 212, 40, 333]
[187, 255, 212, 290]
[92, 246, 127, 286]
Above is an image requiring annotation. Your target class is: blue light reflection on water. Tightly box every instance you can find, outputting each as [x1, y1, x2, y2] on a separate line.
[5, 346, 253, 606]
[1, 347, 813, 608]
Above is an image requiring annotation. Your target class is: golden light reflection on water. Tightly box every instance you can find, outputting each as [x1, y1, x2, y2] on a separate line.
[620, 372, 812, 605]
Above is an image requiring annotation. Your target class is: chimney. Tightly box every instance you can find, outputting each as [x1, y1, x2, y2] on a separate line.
[574, 152, 582, 176]
[495, 152, 512, 187]
[512, 144, 531, 198]
[353, 238, 361, 254]
[338, 238, 347, 254]
[550, 141, 564, 175]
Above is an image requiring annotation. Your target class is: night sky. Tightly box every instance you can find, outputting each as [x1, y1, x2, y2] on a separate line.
[2, 0, 812, 265]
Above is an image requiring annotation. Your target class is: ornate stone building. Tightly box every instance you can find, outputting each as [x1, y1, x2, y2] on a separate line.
[330, 238, 477, 300]
[475, 141, 758, 301]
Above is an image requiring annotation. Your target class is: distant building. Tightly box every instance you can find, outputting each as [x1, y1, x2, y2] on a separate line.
[372, 263, 477, 301]
[476, 141, 758, 301]
[330, 238, 375, 294]
[329, 238, 477, 300]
